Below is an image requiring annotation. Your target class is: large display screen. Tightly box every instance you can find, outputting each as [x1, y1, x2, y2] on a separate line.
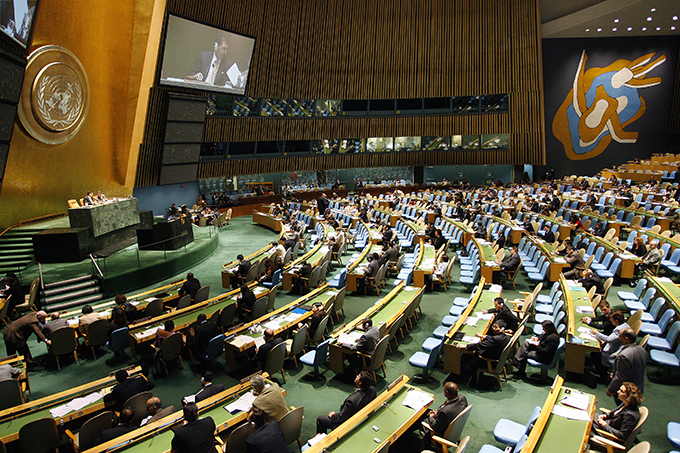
[158, 14, 256, 96]
[0, 0, 38, 51]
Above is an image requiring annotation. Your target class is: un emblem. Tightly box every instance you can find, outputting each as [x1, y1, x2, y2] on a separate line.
[18, 46, 89, 145]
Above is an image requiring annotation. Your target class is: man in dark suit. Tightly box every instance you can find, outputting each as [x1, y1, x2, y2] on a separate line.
[483, 298, 519, 333]
[246, 408, 294, 453]
[422, 382, 468, 436]
[458, 321, 510, 385]
[495, 246, 520, 283]
[580, 269, 605, 295]
[140, 397, 175, 426]
[350, 319, 380, 355]
[186, 34, 232, 87]
[563, 246, 585, 279]
[103, 369, 155, 412]
[187, 314, 221, 361]
[98, 406, 136, 444]
[193, 371, 226, 403]
[317, 193, 329, 217]
[237, 285, 257, 321]
[178, 273, 201, 301]
[539, 224, 555, 243]
[254, 328, 283, 370]
[171, 402, 217, 453]
[3, 311, 51, 365]
[358, 253, 380, 293]
[379, 241, 399, 267]
[231, 254, 252, 289]
[316, 371, 377, 433]
[431, 229, 447, 250]
[608, 329, 647, 405]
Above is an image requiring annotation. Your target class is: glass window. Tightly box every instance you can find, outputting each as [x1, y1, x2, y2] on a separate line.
[261, 99, 287, 117]
[342, 99, 368, 116]
[461, 135, 480, 149]
[422, 136, 450, 151]
[316, 100, 340, 117]
[424, 97, 450, 112]
[395, 137, 421, 152]
[288, 100, 314, 117]
[200, 142, 226, 158]
[369, 99, 395, 114]
[228, 141, 256, 156]
[451, 135, 463, 149]
[233, 97, 260, 117]
[482, 134, 509, 149]
[366, 137, 393, 153]
[480, 94, 509, 112]
[284, 140, 311, 154]
[256, 141, 282, 155]
[397, 98, 422, 113]
[452, 96, 480, 114]
[341, 139, 365, 153]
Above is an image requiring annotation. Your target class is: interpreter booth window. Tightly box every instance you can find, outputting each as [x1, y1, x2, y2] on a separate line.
[462, 135, 481, 149]
[395, 137, 421, 152]
[366, 137, 393, 153]
[342, 99, 368, 116]
[312, 139, 342, 154]
[451, 135, 463, 149]
[261, 99, 287, 116]
[200, 142, 227, 158]
[368, 99, 395, 116]
[423, 97, 450, 114]
[341, 139, 365, 153]
[482, 134, 509, 149]
[316, 100, 340, 117]
[288, 100, 315, 117]
[422, 136, 450, 151]
[452, 96, 480, 114]
[480, 94, 509, 112]
[227, 141, 256, 157]
[283, 140, 312, 155]
[397, 98, 423, 114]
[233, 97, 260, 116]
[256, 140, 283, 156]
[212, 95, 233, 116]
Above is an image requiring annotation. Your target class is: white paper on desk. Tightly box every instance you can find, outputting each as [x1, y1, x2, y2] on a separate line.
[658, 277, 673, 283]
[254, 336, 266, 348]
[183, 394, 195, 404]
[338, 331, 363, 347]
[479, 313, 494, 320]
[135, 327, 158, 339]
[576, 306, 594, 314]
[145, 297, 156, 302]
[404, 286, 416, 291]
[464, 317, 479, 327]
[49, 404, 74, 418]
[489, 284, 503, 293]
[551, 404, 591, 421]
[554, 257, 567, 263]
[263, 320, 282, 331]
[101, 310, 111, 318]
[402, 388, 434, 411]
[307, 433, 327, 446]
[224, 390, 256, 414]
[484, 261, 496, 267]
[566, 279, 581, 287]
[462, 335, 480, 344]
[231, 335, 256, 348]
[67, 397, 91, 411]
[254, 287, 266, 294]
[327, 290, 338, 296]
[562, 392, 590, 411]
[226, 63, 241, 86]
[577, 326, 592, 334]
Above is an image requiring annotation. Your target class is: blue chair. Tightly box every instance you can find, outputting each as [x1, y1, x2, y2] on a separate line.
[596, 258, 621, 279]
[624, 287, 656, 312]
[668, 422, 680, 450]
[300, 338, 332, 377]
[640, 308, 674, 336]
[649, 342, 680, 379]
[527, 338, 566, 382]
[617, 278, 647, 302]
[106, 327, 130, 357]
[647, 320, 680, 352]
[661, 248, 680, 270]
[527, 261, 550, 282]
[329, 268, 347, 289]
[640, 297, 665, 323]
[262, 269, 281, 288]
[536, 281, 560, 304]
[493, 406, 541, 447]
[478, 434, 527, 453]
[409, 340, 442, 380]
[204, 333, 226, 362]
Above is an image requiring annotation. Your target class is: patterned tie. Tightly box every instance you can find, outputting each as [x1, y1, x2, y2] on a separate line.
[208, 60, 219, 85]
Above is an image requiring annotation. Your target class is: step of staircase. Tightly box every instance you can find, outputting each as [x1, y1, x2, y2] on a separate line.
[47, 294, 105, 312]
[43, 280, 96, 297]
[0, 229, 37, 274]
[40, 274, 104, 312]
[43, 275, 95, 289]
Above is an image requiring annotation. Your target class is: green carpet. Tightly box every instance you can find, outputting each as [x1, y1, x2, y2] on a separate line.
[6, 215, 678, 453]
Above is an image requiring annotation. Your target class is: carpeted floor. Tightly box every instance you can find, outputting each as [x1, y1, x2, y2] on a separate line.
[7, 215, 679, 453]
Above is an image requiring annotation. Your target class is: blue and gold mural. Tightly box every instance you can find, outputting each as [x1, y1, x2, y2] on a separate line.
[542, 36, 679, 177]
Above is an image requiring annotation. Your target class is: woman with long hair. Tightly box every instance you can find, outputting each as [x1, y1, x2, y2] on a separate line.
[510, 320, 560, 377]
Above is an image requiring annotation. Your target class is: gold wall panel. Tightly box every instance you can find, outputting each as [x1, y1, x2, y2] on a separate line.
[134, 0, 544, 185]
[0, 0, 159, 229]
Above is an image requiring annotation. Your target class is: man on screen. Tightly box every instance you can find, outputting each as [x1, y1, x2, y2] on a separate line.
[186, 33, 232, 86]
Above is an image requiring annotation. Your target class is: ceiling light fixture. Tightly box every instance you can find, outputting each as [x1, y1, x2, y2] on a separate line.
[672, 26, 677, 30]
[597, 28, 602, 32]
[651, 8, 656, 12]
[673, 16, 678, 20]
[627, 27, 633, 31]
[656, 27, 661, 31]
[586, 28, 590, 32]
[642, 27, 647, 31]
[614, 18, 620, 23]
[612, 27, 617, 31]
[647, 16, 653, 21]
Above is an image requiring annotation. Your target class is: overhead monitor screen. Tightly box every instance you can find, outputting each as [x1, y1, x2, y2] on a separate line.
[0, 0, 38, 50]
[159, 14, 256, 96]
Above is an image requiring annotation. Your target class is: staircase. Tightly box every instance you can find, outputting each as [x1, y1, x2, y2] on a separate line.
[41, 275, 105, 312]
[0, 228, 39, 275]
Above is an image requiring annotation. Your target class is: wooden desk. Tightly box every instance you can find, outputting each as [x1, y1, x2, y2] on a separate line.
[304, 376, 433, 453]
[0, 366, 143, 444]
[562, 277, 601, 375]
[223, 285, 336, 367]
[413, 244, 437, 287]
[524, 376, 596, 453]
[476, 238, 500, 283]
[581, 232, 641, 279]
[645, 274, 680, 316]
[443, 278, 501, 374]
[525, 235, 569, 282]
[252, 211, 283, 232]
[329, 283, 422, 373]
[346, 244, 383, 292]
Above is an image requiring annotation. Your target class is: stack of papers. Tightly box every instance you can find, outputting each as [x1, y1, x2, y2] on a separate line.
[562, 391, 590, 411]
[489, 284, 503, 292]
[554, 257, 567, 263]
[134, 327, 159, 339]
[576, 305, 594, 314]
[338, 331, 363, 347]
[402, 389, 434, 411]
[224, 391, 256, 414]
[479, 312, 494, 320]
[230, 335, 256, 348]
[49, 392, 103, 418]
[552, 404, 592, 421]
[462, 335, 480, 344]
[464, 317, 479, 327]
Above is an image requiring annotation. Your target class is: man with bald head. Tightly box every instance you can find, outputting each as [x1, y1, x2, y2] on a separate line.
[422, 382, 468, 436]
[254, 328, 283, 370]
[140, 397, 175, 426]
[608, 328, 646, 405]
[3, 310, 51, 365]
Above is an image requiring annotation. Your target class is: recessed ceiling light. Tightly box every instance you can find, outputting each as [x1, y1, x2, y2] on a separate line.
[585, 28, 590, 32]
[656, 27, 661, 31]
[673, 16, 678, 20]
[647, 16, 653, 21]
[613, 27, 617, 31]
[614, 18, 620, 23]
[627, 27, 633, 31]
[672, 26, 677, 30]
[642, 27, 647, 31]
[597, 28, 602, 32]
[651, 8, 656, 12]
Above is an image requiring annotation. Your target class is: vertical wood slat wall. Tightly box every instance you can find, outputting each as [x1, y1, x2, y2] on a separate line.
[136, 0, 545, 185]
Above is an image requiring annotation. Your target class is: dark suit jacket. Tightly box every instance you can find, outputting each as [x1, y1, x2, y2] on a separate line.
[500, 253, 520, 272]
[466, 333, 509, 360]
[533, 333, 560, 363]
[246, 421, 294, 453]
[599, 404, 640, 440]
[191, 51, 231, 86]
[103, 376, 155, 412]
[142, 405, 175, 426]
[352, 326, 380, 354]
[179, 278, 201, 300]
[238, 290, 256, 311]
[541, 230, 555, 243]
[580, 274, 604, 295]
[487, 305, 519, 332]
[317, 197, 329, 215]
[327, 386, 377, 428]
[192, 321, 222, 359]
[98, 424, 136, 444]
[236, 260, 252, 277]
[432, 236, 447, 250]
[195, 383, 226, 403]
[608, 344, 647, 395]
[426, 395, 469, 435]
[255, 337, 283, 368]
[171, 417, 217, 453]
